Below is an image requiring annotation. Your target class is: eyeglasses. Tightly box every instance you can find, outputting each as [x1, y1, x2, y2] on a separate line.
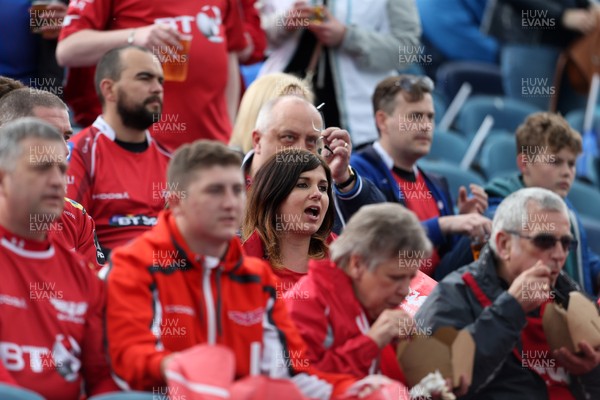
[505, 230, 578, 252]
[396, 76, 435, 94]
[312, 103, 332, 156]
[316, 136, 332, 156]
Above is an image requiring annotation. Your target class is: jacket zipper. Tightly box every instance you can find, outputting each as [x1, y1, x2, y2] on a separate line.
[203, 268, 216, 345]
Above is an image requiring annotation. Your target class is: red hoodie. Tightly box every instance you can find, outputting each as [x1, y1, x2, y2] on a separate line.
[285, 259, 436, 382]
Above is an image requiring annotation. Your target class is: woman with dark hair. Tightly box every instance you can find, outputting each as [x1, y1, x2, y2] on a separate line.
[242, 149, 335, 289]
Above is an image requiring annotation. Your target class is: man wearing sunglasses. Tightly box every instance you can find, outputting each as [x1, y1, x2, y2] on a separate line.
[416, 187, 600, 399]
[351, 74, 492, 279]
[485, 112, 600, 297]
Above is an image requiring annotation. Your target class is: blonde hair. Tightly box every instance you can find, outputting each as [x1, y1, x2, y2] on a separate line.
[229, 73, 314, 153]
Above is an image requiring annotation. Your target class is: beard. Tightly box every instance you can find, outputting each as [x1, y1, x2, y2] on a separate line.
[116, 89, 162, 131]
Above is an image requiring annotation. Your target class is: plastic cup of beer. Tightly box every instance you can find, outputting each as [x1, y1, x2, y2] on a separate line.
[470, 235, 489, 261]
[161, 34, 193, 82]
[30, 0, 52, 34]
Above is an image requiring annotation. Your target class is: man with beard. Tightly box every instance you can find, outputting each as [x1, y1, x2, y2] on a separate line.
[66, 46, 171, 260]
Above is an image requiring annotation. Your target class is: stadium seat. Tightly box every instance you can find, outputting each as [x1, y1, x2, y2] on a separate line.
[436, 61, 504, 102]
[580, 216, 600, 254]
[578, 154, 600, 187]
[0, 384, 44, 400]
[426, 130, 468, 164]
[88, 392, 163, 400]
[479, 134, 518, 179]
[417, 159, 486, 202]
[567, 180, 600, 221]
[432, 90, 448, 124]
[456, 96, 541, 139]
[564, 106, 600, 134]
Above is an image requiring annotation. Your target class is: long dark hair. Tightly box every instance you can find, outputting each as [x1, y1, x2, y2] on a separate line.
[243, 149, 334, 269]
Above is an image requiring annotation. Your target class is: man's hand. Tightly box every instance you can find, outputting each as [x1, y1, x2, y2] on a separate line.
[320, 127, 352, 184]
[308, 7, 347, 47]
[457, 184, 488, 215]
[131, 24, 182, 52]
[554, 341, 600, 375]
[283, 1, 314, 31]
[159, 353, 176, 379]
[508, 261, 552, 313]
[562, 8, 597, 34]
[237, 32, 254, 63]
[38, 2, 67, 40]
[367, 309, 413, 349]
[438, 214, 492, 239]
[438, 374, 469, 398]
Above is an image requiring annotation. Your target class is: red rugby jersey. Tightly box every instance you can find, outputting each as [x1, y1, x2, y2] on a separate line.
[60, 0, 247, 151]
[50, 198, 105, 272]
[66, 116, 170, 252]
[0, 225, 118, 399]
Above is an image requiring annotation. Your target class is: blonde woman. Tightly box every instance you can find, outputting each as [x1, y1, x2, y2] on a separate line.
[229, 72, 314, 154]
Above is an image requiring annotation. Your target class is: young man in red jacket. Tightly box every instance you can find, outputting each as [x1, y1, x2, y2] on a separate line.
[106, 140, 385, 399]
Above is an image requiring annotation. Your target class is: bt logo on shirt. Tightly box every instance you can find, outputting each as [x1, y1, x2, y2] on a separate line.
[154, 6, 224, 43]
[109, 214, 157, 227]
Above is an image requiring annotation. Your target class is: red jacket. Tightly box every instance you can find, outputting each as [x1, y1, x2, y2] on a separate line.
[286, 260, 437, 382]
[106, 211, 355, 398]
[285, 260, 383, 378]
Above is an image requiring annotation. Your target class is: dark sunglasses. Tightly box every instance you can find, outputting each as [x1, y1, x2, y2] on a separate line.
[397, 76, 435, 94]
[506, 230, 578, 252]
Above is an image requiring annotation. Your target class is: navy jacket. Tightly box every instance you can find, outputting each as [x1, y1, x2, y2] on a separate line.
[351, 144, 475, 279]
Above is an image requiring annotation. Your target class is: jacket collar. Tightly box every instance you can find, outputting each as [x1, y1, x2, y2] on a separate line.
[465, 246, 508, 302]
[151, 210, 244, 273]
[373, 141, 419, 175]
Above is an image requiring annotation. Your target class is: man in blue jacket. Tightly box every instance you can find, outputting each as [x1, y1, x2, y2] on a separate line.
[351, 75, 491, 279]
[485, 112, 600, 296]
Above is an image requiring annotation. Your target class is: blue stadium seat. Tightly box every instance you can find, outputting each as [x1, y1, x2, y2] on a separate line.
[479, 134, 518, 179]
[456, 96, 542, 139]
[435, 61, 504, 102]
[564, 107, 600, 134]
[580, 216, 600, 254]
[0, 384, 44, 400]
[432, 90, 448, 124]
[417, 159, 486, 202]
[567, 180, 600, 221]
[426, 130, 468, 164]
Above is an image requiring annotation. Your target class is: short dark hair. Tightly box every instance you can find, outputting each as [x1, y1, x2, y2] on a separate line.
[243, 149, 334, 269]
[0, 88, 68, 127]
[94, 45, 151, 105]
[516, 112, 582, 155]
[167, 140, 242, 193]
[372, 75, 434, 116]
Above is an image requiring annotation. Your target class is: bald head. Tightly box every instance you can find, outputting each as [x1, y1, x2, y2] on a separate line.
[250, 96, 323, 176]
[254, 95, 321, 134]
